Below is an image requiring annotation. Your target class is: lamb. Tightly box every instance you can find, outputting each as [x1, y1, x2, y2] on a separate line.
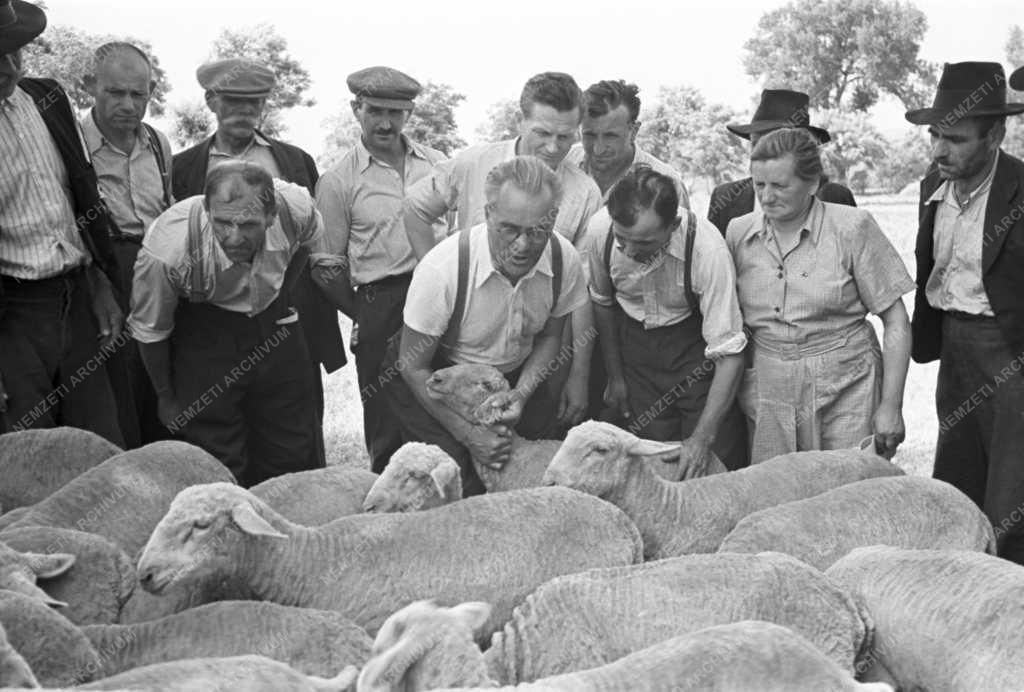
[362, 443, 462, 513]
[0, 441, 234, 557]
[81, 600, 372, 678]
[826, 546, 1024, 690]
[0, 536, 75, 608]
[136, 482, 642, 638]
[0, 621, 38, 689]
[543, 420, 904, 559]
[0, 427, 122, 512]
[0, 590, 102, 686]
[357, 600, 891, 692]
[251, 465, 379, 525]
[0, 527, 135, 625]
[717, 476, 996, 569]
[484, 550, 873, 684]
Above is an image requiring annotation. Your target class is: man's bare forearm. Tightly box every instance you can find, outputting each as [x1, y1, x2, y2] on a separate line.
[404, 210, 441, 261]
[138, 340, 174, 397]
[593, 302, 625, 381]
[689, 352, 743, 443]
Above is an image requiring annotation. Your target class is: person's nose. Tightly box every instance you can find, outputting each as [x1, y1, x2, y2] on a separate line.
[931, 138, 949, 160]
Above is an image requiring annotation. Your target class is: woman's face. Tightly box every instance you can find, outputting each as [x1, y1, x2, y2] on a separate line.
[751, 154, 818, 225]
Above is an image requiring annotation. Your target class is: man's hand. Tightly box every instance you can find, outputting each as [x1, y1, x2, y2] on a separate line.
[677, 435, 714, 480]
[871, 400, 905, 459]
[477, 390, 525, 428]
[603, 375, 632, 422]
[88, 270, 123, 349]
[556, 373, 588, 427]
[156, 393, 182, 430]
[460, 424, 512, 469]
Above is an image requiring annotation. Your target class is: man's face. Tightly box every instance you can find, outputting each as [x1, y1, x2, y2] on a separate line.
[207, 93, 266, 141]
[519, 102, 580, 169]
[485, 182, 558, 282]
[581, 104, 638, 174]
[613, 206, 677, 264]
[928, 118, 999, 181]
[352, 100, 409, 150]
[206, 182, 275, 264]
[0, 50, 23, 101]
[89, 54, 153, 137]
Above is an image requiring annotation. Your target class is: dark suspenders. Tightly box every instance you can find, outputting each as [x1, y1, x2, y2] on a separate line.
[143, 123, 172, 209]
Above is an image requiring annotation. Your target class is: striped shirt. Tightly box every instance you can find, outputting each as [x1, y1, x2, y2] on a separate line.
[0, 87, 89, 279]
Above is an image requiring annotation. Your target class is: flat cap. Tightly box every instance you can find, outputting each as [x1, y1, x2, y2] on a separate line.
[197, 58, 276, 98]
[347, 66, 421, 109]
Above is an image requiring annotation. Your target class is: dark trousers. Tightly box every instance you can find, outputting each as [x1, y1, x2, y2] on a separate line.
[618, 314, 748, 471]
[385, 348, 560, 497]
[353, 274, 412, 473]
[934, 313, 1024, 564]
[171, 301, 321, 487]
[0, 269, 124, 446]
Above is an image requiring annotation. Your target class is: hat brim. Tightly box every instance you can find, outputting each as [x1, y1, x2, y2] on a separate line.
[726, 120, 831, 144]
[1008, 67, 1024, 92]
[905, 103, 1024, 125]
[359, 96, 414, 110]
[207, 89, 272, 100]
[0, 0, 47, 54]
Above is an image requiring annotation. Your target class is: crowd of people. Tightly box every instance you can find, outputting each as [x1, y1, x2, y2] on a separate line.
[1, 0, 1023, 564]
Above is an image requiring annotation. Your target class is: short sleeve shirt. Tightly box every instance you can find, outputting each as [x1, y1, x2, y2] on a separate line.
[403, 223, 589, 373]
[726, 199, 914, 345]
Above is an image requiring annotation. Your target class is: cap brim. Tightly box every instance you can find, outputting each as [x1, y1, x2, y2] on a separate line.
[905, 103, 1024, 125]
[360, 96, 414, 110]
[726, 121, 831, 144]
[208, 90, 272, 99]
[0, 2, 47, 54]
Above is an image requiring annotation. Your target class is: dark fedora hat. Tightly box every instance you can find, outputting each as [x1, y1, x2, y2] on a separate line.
[0, 0, 46, 55]
[905, 62, 1024, 125]
[726, 89, 831, 144]
[1011, 65, 1024, 92]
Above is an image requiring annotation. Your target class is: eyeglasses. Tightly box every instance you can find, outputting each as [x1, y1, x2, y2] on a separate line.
[496, 224, 553, 244]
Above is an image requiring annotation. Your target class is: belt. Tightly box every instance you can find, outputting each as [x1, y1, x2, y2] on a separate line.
[946, 310, 997, 323]
[1, 265, 83, 289]
[752, 319, 870, 359]
[358, 272, 413, 291]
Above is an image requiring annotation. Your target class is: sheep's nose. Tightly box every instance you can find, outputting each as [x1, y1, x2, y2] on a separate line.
[362, 502, 376, 513]
[138, 569, 155, 588]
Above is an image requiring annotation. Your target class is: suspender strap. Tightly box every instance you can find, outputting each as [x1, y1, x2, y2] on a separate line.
[549, 232, 562, 309]
[186, 200, 206, 302]
[143, 123, 172, 209]
[604, 220, 616, 303]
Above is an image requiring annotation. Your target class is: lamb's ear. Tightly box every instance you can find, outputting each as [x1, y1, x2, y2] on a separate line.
[356, 628, 430, 691]
[449, 601, 492, 635]
[429, 461, 459, 501]
[3, 571, 68, 608]
[625, 436, 681, 464]
[25, 552, 76, 580]
[230, 502, 286, 538]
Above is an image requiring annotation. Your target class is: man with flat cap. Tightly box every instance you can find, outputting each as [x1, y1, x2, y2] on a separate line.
[0, 0, 125, 444]
[707, 89, 856, 236]
[315, 66, 447, 472]
[907, 61, 1024, 565]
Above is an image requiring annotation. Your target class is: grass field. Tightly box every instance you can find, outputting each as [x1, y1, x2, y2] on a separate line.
[321, 192, 938, 478]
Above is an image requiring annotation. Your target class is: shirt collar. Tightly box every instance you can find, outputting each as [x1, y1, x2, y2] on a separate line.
[473, 223, 554, 289]
[82, 109, 149, 156]
[211, 130, 272, 156]
[926, 153, 999, 209]
[354, 134, 430, 172]
[744, 197, 825, 246]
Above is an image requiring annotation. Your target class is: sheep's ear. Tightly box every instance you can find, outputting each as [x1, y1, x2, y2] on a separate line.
[3, 571, 68, 608]
[25, 552, 76, 580]
[429, 462, 459, 501]
[230, 502, 286, 539]
[626, 436, 681, 463]
[449, 601, 492, 635]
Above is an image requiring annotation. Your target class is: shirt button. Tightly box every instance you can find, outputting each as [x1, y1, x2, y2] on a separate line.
[774, 307, 780, 313]
[777, 272, 783, 279]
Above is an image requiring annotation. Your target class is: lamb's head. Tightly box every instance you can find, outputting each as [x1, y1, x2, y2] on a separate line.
[363, 443, 463, 513]
[0, 539, 74, 608]
[425, 364, 511, 425]
[542, 420, 681, 498]
[0, 621, 38, 689]
[136, 482, 286, 595]
[356, 599, 493, 692]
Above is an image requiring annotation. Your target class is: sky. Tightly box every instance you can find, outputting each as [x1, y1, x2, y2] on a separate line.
[40, 0, 1024, 160]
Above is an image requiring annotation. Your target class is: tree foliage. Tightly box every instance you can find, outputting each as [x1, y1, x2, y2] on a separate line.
[743, 0, 936, 112]
[636, 85, 748, 187]
[872, 129, 931, 193]
[1004, 25, 1024, 159]
[475, 98, 520, 143]
[168, 99, 214, 149]
[318, 109, 361, 171]
[814, 109, 888, 190]
[1006, 25, 1024, 69]
[22, 25, 170, 116]
[404, 82, 467, 156]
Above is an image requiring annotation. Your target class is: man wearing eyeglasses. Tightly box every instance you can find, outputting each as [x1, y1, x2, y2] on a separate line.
[584, 165, 748, 477]
[386, 156, 589, 496]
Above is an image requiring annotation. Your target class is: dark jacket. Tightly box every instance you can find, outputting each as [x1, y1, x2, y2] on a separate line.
[171, 130, 345, 373]
[171, 131, 319, 199]
[911, 150, 1024, 363]
[707, 177, 857, 235]
[14, 78, 120, 290]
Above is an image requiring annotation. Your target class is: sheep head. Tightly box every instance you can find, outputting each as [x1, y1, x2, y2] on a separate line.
[0, 622, 38, 689]
[0, 539, 74, 609]
[357, 599, 493, 692]
[363, 443, 462, 513]
[136, 482, 286, 595]
[542, 420, 681, 498]
[425, 364, 513, 426]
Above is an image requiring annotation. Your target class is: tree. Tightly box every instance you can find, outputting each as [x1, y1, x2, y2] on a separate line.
[475, 98, 519, 143]
[636, 85, 748, 188]
[814, 109, 888, 189]
[168, 99, 214, 149]
[404, 82, 467, 156]
[318, 109, 361, 171]
[1004, 25, 1024, 159]
[743, 0, 936, 112]
[22, 25, 170, 116]
[873, 129, 930, 193]
[1006, 25, 1024, 69]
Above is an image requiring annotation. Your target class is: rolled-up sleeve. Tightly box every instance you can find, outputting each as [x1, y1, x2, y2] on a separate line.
[691, 221, 747, 359]
[403, 158, 459, 225]
[128, 248, 180, 343]
[403, 257, 455, 338]
[848, 211, 915, 315]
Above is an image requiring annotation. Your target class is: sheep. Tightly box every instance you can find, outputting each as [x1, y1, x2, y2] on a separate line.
[73, 656, 358, 691]
[0, 536, 75, 608]
[80, 600, 371, 679]
[251, 465, 379, 525]
[136, 482, 642, 639]
[0, 527, 135, 625]
[115, 575, 242, 624]
[826, 546, 1024, 690]
[0, 441, 234, 558]
[717, 476, 996, 570]
[0, 621, 38, 689]
[362, 443, 462, 513]
[484, 550, 873, 684]
[357, 600, 891, 692]
[0, 427, 122, 513]
[543, 420, 904, 559]
[0, 590, 102, 686]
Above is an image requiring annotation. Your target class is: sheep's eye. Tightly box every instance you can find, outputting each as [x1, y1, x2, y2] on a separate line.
[193, 519, 212, 531]
[591, 444, 610, 454]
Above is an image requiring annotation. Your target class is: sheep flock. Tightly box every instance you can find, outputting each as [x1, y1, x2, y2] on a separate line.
[0, 398, 1021, 690]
